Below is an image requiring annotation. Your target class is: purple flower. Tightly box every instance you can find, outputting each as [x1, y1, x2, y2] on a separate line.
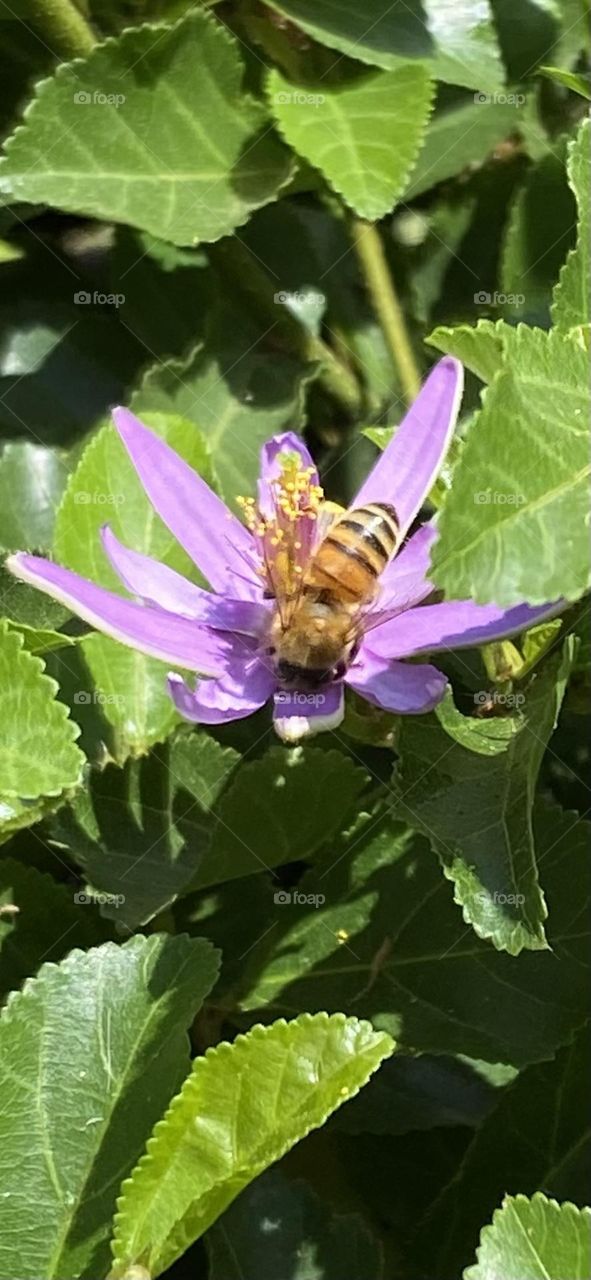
[6, 358, 561, 742]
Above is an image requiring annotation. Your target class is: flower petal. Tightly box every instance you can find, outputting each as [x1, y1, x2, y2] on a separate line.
[101, 525, 270, 636]
[6, 553, 232, 675]
[353, 358, 463, 537]
[377, 521, 437, 611]
[112, 407, 260, 598]
[368, 597, 564, 659]
[168, 657, 274, 724]
[258, 431, 318, 519]
[273, 680, 345, 742]
[347, 651, 447, 713]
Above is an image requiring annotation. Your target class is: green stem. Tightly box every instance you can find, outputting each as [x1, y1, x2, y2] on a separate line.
[351, 217, 421, 406]
[29, 0, 96, 60]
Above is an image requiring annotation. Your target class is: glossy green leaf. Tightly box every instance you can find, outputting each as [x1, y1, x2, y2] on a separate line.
[539, 65, 591, 98]
[110, 1012, 394, 1276]
[54, 412, 213, 761]
[427, 318, 518, 383]
[110, 1008, 394, 1280]
[0, 442, 70, 552]
[423, 1029, 591, 1278]
[402, 98, 521, 201]
[552, 118, 590, 331]
[206, 1170, 384, 1279]
[0, 623, 83, 819]
[238, 804, 590, 1066]
[131, 305, 313, 512]
[429, 326, 590, 605]
[394, 642, 574, 954]
[0, 859, 107, 1003]
[265, 1, 503, 92]
[195, 746, 371, 887]
[465, 1194, 591, 1280]
[330, 1051, 497, 1136]
[501, 148, 575, 326]
[0, 10, 292, 246]
[52, 743, 214, 929]
[267, 64, 434, 220]
[0, 933, 220, 1280]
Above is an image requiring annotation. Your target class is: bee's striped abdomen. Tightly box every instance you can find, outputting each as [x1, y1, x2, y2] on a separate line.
[304, 502, 399, 604]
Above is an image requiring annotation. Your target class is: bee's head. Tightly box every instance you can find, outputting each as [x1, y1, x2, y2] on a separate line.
[269, 601, 355, 689]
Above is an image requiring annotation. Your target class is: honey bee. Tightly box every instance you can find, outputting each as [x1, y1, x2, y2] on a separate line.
[270, 502, 400, 687]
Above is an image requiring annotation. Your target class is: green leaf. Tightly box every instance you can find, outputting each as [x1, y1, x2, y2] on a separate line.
[501, 148, 576, 326]
[464, 1194, 591, 1280]
[265, 1, 503, 92]
[0, 933, 220, 1280]
[131, 305, 313, 512]
[552, 119, 590, 331]
[2, 618, 76, 655]
[433, 687, 525, 755]
[394, 642, 574, 954]
[427, 318, 515, 383]
[206, 1170, 384, 1279]
[330, 1051, 497, 1136]
[403, 97, 521, 201]
[0, 859, 107, 1003]
[422, 1029, 591, 1278]
[54, 412, 214, 761]
[539, 65, 591, 98]
[237, 804, 590, 1066]
[0, 442, 70, 552]
[0, 564, 68, 633]
[195, 746, 371, 887]
[0, 11, 292, 246]
[0, 624, 83, 819]
[267, 64, 434, 220]
[429, 326, 591, 605]
[52, 743, 215, 929]
[110, 1012, 394, 1276]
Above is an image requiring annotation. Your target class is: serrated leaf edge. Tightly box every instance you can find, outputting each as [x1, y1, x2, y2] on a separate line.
[110, 1011, 393, 1270]
[0, 621, 83, 798]
[266, 64, 436, 221]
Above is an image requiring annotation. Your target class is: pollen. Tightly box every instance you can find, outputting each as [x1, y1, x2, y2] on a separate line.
[235, 448, 325, 597]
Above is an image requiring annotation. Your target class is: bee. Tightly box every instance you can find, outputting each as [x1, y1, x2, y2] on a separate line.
[269, 502, 400, 688]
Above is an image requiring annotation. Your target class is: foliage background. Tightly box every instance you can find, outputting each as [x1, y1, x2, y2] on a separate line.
[0, 1, 589, 1278]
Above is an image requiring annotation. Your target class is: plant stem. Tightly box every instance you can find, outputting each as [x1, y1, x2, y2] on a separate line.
[29, 0, 96, 60]
[351, 216, 421, 405]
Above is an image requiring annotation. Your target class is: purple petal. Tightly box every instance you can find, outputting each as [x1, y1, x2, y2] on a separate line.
[7, 553, 233, 675]
[377, 521, 437, 611]
[168, 657, 274, 724]
[368, 597, 563, 660]
[353, 358, 463, 537]
[273, 680, 345, 741]
[347, 650, 447, 714]
[257, 431, 318, 519]
[101, 526, 270, 636]
[112, 408, 261, 598]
